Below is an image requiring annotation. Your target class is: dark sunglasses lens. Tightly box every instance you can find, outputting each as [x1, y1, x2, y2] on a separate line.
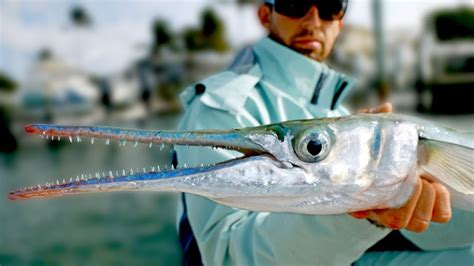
[274, 0, 347, 20]
[317, 0, 347, 20]
[274, 0, 312, 18]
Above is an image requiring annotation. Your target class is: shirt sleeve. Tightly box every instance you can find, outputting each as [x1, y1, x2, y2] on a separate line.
[175, 101, 390, 265]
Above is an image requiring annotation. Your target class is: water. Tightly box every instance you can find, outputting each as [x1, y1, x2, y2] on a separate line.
[0, 114, 182, 265]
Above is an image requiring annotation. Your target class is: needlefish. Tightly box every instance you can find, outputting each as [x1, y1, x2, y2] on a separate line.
[8, 114, 474, 214]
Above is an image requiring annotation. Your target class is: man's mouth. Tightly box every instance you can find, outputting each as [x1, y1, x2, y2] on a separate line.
[293, 38, 322, 51]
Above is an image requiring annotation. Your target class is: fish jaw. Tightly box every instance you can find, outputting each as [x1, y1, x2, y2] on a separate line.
[10, 123, 287, 200]
[7, 155, 287, 200]
[24, 124, 271, 153]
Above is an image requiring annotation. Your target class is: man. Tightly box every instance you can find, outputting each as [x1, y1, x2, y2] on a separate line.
[175, 0, 473, 265]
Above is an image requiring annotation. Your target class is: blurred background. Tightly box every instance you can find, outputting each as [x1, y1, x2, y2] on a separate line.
[0, 0, 473, 264]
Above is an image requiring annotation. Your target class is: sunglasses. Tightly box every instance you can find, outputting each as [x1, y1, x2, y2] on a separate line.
[272, 0, 348, 20]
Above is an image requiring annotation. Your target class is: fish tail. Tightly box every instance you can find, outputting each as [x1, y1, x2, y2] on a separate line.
[418, 139, 474, 211]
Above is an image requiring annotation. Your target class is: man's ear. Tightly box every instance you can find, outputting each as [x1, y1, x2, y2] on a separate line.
[258, 4, 272, 31]
[339, 20, 344, 30]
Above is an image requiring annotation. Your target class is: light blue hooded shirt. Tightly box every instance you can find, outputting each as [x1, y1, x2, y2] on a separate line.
[176, 37, 473, 265]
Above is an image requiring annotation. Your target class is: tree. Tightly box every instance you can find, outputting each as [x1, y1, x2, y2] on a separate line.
[433, 8, 474, 41]
[236, 0, 260, 5]
[70, 5, 92, 28]
[0, 72, 17, 92]
[151, 19, 174, 54]
[183, 8, 229, 52]
[38, 48, 53, 61]
[68, 5, 93, 69]
[201, 9, 229, 52]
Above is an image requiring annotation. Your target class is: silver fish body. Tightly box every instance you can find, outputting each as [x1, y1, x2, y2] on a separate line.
[9, 114, 474, 215]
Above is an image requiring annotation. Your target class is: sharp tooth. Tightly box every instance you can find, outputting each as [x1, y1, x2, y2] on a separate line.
[58, 136, 61, 141]
[134, 141, 138, 147]
[184, 163, 187, 168]
[122, 169, 126, 176]
[143, 167, 146, 173]
[51, 136, 54, 141]
[157, 165, 161, 171]
[105, 139, 110, 145]
[56, 180, 60, 185]
[69, 177, 73, 183]
[76, 176, 80, 182]
[149, 142, 153, 148]
[200, 163, 204, 167]
[46, 135, 49, 140]
[95, 173, 100, 178]
[160, 143, 164, 150]
[171, 165, 175, 170]
[62, 179, 65, 184]
[89, 174, 92, 179]
[91, 138, 95, 144]
[151, 167, 155, 172]
[136, 168, 140, 173]
[116, 171, 119, 176]
[69, 136, 73, 143]
[37, 185, 41, 189]
[121, 140, 126, 147]
[109, 171, 113, 177]
[130, 169, 134, 175]
[102, 172, 105, 177]
[77, 136, 81, 142]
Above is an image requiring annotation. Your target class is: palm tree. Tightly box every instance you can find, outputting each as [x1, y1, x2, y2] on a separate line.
[68, 5, 93, 70]
[70, 5, 92, 28]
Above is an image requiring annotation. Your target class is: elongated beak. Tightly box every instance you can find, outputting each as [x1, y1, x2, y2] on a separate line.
[9, 123, 283, 200]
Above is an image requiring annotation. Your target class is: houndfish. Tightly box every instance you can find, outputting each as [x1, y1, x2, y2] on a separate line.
[8, 114, 474, 214]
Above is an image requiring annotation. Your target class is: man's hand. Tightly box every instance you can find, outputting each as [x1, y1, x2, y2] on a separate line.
[352, 102, 452, 232]
[351, 178, 452, 232]
[358, 102, 393, 114]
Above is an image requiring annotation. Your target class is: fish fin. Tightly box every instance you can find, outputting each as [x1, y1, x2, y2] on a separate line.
[419, 139, 474, 196]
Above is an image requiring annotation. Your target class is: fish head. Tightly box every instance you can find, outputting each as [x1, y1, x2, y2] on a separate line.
[250, 116, 420, 211]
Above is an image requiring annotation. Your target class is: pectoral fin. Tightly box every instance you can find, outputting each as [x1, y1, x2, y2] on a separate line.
[419, 140, 473, 196]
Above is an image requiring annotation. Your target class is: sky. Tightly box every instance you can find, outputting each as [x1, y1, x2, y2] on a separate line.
[0, 0, 472, 84]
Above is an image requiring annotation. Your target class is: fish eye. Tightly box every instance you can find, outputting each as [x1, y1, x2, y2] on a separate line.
[307, 140, 323, 156]
[294, 131, 331, 163]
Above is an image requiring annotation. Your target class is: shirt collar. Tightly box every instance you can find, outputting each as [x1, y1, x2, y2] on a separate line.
[253, 37, 355, 108]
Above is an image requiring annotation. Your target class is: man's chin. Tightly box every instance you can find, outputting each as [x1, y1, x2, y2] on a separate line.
[292, 47, 324, 62]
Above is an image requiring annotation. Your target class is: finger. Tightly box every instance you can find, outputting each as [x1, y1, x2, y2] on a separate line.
[406, 180, 436, 232]
[368, 178, 423, 230]
[431, 182, 452, 223]
[349, 211, 370, 219]
[368, 102, 393, 114]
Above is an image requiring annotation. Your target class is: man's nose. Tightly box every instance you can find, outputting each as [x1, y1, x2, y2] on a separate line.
[302, 5, 323, 28]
